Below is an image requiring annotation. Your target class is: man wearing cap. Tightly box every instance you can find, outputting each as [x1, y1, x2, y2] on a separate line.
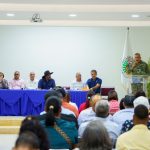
[38, 70, 55, 90]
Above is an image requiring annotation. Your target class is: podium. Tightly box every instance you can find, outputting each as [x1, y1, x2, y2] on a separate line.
[131, 75, 150, 96]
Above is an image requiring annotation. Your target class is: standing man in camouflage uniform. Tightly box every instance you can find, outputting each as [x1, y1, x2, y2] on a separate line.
[127, 53, 149, 94]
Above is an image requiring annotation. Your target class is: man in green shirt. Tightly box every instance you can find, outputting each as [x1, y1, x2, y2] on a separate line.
[127, 53, 149, 94]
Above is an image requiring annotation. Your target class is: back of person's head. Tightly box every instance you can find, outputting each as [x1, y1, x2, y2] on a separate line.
[89, 94, 101, 107]
[135, 90, 146, 98]
[95, 100, 109, 118]
[44, 90, 62, 102]
[13, 131, 40, 150]
[65, 91, 71, 103]
[45, 96, 61, 126]
[85, 90, 95, 108]
[108, 90, 118, 101]
[123, 95, 135, 108]
[133, 96, 149, 109]
[80, 120, 112, 150]
[133, 105, 149, 125]
[119, 97, 125, 110]
[19, 116, 49, 150]
[53, 86, 66, 98]
[87, 90, 95, 101]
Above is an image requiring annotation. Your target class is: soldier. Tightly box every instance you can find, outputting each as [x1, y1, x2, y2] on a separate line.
[127, 53, 149, 94]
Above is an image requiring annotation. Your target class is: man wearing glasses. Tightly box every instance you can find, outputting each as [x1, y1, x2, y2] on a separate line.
[9, 71, 25, 89]
[86, 70, 102, 94]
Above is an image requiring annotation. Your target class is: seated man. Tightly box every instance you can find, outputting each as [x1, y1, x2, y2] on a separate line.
[86, 70, 102, 94]
[112, 95, 135, 128]
[116, 105, 150, 150]
[78, 100, 120, 146]
[38, 70, 55, 90]
[0, 72, 8, 89]
[78, 94, 101, 126]
[9, 71, 25, 89]
[70, 72, 86, 90]
[53, 86, 79, 117]
[121, 96, 150, 134]
[26, 72, 38, 89]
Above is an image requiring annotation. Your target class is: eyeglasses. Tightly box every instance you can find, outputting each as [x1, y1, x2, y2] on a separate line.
[15, 74, 19, 75]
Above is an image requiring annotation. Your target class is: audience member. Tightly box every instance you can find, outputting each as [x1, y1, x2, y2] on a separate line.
[19, 116, 49, 150]
[78, 120, 112, 150]
[119, 97, 125, 110]
[36, 90, 78, 129]
[38, 70, 55, 89]
[53, 86, 79, 117]
[26, 72, 38, 89]
[112, 95, 135, 127]
[71, 72, 86, 90]
[86, 70, 102, 94]
[116, 105, 150, 150]
[79, 90, 95, 113]
[135, 90, 146, 98]
[78, 100, 120, 146]
[40, 96, 78, 149]
[78, 94, 101, 126]
[108, 90, 120, 115]
[0, 72, 8, 89]
[9, 71, 25, 89]
[66, 91, 78, 110]
[121, 96, 150, 134]
[13, 131, 40, 150]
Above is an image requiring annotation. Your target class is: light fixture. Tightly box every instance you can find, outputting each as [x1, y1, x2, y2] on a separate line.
[6, 13, 15, 17]
[31, 13, 42, 23]
[69, 14, 77, 17]
[131, 14, 140, 18]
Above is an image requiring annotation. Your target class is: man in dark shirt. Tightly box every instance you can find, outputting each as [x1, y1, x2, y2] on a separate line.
[86, 70, 102, 94]
[38, 70, 55, 89]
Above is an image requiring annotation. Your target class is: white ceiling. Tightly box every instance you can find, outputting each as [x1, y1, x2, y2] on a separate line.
[0, 0, 150, 4]
[0, 0, 150, 26]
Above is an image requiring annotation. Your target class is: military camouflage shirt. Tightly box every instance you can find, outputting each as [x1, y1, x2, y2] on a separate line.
[128, 61, 149, 75]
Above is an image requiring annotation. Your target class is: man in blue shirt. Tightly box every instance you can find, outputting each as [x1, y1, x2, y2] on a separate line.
[86, 70, 102, 94]
[38, 70, 55, 89]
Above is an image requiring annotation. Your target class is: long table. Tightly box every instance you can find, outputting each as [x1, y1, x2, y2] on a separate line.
[0, 87, 114, 116]
[0, 90, 88, 116]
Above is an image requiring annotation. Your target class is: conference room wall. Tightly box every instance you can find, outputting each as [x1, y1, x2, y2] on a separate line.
[0, 26, 150, 99]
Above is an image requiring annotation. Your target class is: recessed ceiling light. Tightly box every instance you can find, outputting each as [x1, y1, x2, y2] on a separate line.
[131, 14, 140, 18]
[69, 14, 77, 17]
[6, 13, 15, 17]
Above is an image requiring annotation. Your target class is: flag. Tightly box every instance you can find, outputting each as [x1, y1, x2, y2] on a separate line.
[121, 28, 133, 94]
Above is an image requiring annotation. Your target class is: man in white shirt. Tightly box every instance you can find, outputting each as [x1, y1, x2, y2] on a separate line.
[78, 100, 119, 146]
[112, 95, 135, 128]
[26, 72, 38, 89]
[71, 72, 86, 90]
[9, 71, 25, 89]
[78, 94, 101, 126]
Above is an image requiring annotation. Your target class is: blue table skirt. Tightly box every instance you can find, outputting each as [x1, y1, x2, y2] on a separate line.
[0, 90, 87, 116]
